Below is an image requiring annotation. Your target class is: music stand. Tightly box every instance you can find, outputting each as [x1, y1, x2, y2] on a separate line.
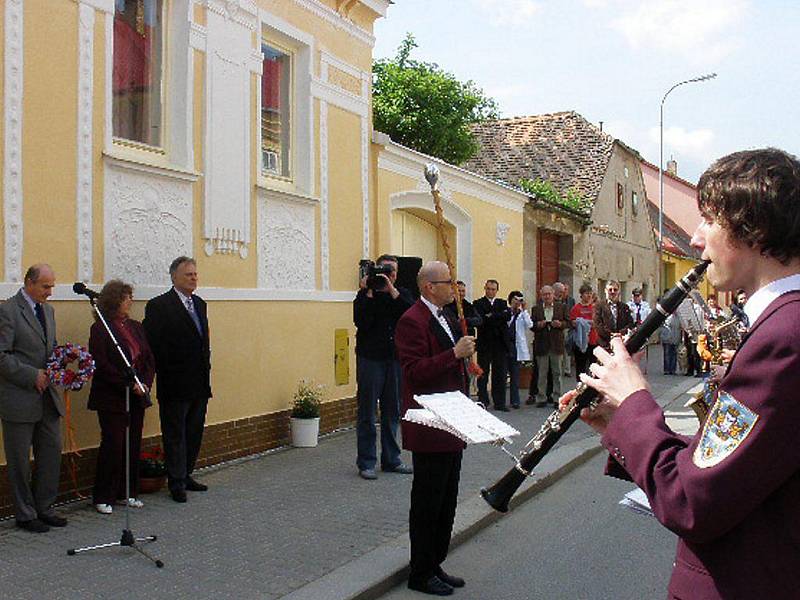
[66, 292, 163, 568]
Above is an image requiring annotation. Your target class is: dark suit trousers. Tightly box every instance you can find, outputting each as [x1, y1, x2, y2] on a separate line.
[92, 406, 145, 504]
[159, 397, 208, 491]
[477, 347, 507, 408]
[409, 451, 462, 585]
[1, 396, 62, 521]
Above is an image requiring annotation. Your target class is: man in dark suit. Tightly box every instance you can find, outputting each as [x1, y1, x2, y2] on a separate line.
[143, 256, 211, 503]
[593, 280, 634, 350]
[396, 261, 475, 596]
[530, 285, 570, 407]
[473, 279, 511, 411]
[573, 148, 800, 598]
[443, 280, 482, 337]
[0, 264, 67, 532]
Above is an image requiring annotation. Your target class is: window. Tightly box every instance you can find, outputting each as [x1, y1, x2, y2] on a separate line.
[631, 190, 639, 216]
[261, 43, 291, 178]
[112, 0, 164, 148]
[616, 182, 624, 213]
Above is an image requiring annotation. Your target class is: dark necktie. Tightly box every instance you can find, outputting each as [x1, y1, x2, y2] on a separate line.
[509, 313, 518, 342]
[185, 297, 202, 334]
[437, 309, 444, 317]
[34, 303, 47, 337]
[635, 304, 641, 325]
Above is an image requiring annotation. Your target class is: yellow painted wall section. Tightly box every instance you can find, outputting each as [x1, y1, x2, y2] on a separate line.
[22, 1, 78, 279]
[0, 296, 357, 463]
[455, 191, 524, 294]
[327, 106, 364, 289]
[92, 13, 105, 281]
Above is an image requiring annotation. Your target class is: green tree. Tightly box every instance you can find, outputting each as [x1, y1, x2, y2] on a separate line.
[372, 34, 498, 165]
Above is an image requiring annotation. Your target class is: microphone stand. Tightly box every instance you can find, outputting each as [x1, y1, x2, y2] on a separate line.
[66, 295, 163, 568]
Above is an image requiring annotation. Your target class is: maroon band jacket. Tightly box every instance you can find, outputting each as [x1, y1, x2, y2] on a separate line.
[602, 291, 800, 599]
[395, 300, 467, 454]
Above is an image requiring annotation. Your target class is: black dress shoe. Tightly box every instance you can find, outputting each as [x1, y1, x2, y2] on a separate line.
[408, 575, 454, 596]
[17, 519, 49, 533]
[436, 569, 465, 588]
[170, 489, 187, 503]
[186, 477, 208, 492]
[38, 513, 67, 527]
[495, 406, 510, 412]
[525, 396, 536, 405]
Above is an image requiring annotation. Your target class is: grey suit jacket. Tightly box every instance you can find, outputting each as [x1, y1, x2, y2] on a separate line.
[0, 290, 64, 422]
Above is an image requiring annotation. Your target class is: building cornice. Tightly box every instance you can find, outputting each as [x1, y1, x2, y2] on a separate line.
[291, 0, 375, 47]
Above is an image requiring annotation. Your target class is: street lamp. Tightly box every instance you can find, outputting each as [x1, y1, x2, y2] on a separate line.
[658, 72, 717, 291]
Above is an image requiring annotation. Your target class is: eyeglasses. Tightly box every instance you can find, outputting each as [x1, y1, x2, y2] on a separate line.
[430, 280, 453, 285]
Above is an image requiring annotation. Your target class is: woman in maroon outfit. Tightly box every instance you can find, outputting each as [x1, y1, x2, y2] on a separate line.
[88, 280, 155, 514]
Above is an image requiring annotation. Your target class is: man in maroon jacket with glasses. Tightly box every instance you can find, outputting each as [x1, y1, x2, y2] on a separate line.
[566, 148, 800, 599]
[395, 261, 476, 596]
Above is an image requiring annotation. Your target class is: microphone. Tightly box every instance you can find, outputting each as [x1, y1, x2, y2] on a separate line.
[72, 282, 100, 300]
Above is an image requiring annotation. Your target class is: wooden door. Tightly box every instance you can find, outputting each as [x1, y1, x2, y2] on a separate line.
[536, 229, 560, 297]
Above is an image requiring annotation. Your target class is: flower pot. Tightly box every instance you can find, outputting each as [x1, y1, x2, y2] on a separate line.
[518, 365, 533, 388]
[290, 416, 320, 448]
[139, 475, 166, 494]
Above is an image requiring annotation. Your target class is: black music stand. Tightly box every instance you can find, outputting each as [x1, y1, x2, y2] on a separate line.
[66, 292, 163, 568]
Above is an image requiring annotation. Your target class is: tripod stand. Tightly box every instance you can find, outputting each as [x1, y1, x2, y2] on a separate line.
[67, 292, 163, 568]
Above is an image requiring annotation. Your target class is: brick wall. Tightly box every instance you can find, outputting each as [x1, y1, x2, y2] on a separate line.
[0, 395, 357, 519]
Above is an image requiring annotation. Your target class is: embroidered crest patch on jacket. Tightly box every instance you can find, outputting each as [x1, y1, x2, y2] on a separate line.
[693, 391, 759, 469]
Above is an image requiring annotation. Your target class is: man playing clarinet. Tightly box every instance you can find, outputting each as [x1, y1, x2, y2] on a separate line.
[571, 148, 800, 599]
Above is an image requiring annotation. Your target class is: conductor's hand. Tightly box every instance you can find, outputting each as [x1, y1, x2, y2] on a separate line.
[453, 335, 476, 359]
[35, 369, 49, 393]
[577, 336, 649, 435]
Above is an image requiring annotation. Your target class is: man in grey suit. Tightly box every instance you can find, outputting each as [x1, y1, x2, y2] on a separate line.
[0, 264, 66, 532]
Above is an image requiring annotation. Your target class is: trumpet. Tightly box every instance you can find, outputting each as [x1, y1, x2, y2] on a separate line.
[481, 260, 710, 513]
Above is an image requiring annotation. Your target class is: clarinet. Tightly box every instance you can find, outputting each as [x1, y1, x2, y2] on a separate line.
[481, 260, 710, 513]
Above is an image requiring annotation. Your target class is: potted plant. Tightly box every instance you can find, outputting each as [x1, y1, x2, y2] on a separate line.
[518, 360, 534, 388]
[139, 447, 167, 493]
[290, 380, 323, 448]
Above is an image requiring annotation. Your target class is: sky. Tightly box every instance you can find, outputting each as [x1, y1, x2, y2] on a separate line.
[373, 0, 800, 184]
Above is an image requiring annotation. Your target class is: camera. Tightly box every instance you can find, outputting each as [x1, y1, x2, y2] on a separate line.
[359, 259, 394, 291]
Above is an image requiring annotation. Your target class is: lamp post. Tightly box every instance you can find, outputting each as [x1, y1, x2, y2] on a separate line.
[658, 72, 717, 292]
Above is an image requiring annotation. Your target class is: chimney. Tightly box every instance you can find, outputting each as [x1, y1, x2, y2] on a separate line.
[666, 158, 678, 176]
[598, 121, 604, 132]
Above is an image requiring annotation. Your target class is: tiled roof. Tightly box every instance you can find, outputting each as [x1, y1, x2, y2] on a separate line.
[463, 111, 615, 204]
[647, 200, 701, 259]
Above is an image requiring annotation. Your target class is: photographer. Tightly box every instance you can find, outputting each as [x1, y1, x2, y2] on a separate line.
[353, 254, 414, 480]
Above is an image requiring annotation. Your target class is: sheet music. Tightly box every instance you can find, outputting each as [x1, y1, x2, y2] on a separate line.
[403, 391, 520, 445]
[619, 487, 654, 518]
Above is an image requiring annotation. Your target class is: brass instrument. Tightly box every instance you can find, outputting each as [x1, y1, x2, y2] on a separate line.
[480, 261, 709, 513]
[685, 291, 744, 422]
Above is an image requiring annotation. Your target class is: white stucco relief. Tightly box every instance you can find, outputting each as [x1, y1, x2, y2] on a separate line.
[104, 166, 193, 286]
[257, 193, 316, 290]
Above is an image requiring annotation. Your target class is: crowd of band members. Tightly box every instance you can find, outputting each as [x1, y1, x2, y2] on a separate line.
[0, 256, 212, 532]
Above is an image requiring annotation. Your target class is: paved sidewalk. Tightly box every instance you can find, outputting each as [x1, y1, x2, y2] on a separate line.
[0, 347, 699, 600]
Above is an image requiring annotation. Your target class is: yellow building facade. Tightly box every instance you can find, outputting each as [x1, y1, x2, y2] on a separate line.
[0, 0, 526, 512]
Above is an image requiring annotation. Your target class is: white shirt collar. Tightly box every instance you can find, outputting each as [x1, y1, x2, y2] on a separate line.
[173, 287, 193, 307]
[744, 273, 800, 325]
[20, 288, 37, 312]
[420, 295, 443, 318]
